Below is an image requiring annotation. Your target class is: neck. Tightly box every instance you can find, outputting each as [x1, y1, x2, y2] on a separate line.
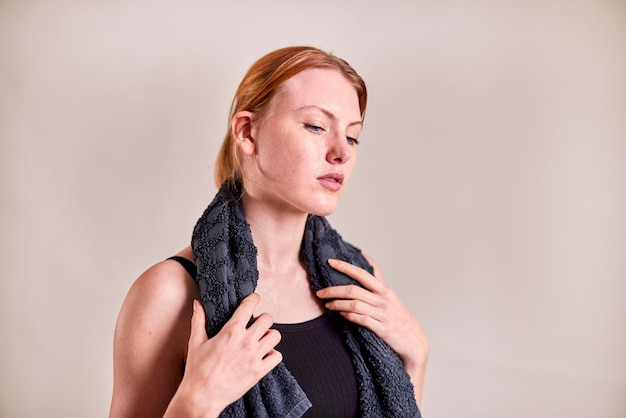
[241, 193, 308, 274]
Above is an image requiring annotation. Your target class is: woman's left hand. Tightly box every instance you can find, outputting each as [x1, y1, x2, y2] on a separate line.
[315, 257, 429, 405]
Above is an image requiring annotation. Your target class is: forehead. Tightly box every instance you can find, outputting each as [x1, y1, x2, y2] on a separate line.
[271, 68, 361, 119]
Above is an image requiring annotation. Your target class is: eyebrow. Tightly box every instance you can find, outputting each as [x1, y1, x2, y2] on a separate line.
[296, 105, 363, 127]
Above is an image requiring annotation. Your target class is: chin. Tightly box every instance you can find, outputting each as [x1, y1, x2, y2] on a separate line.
[305, 201, 340, 217]
[309, 209, 334, 217]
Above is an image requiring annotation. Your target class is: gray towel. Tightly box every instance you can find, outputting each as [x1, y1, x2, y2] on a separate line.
[191, 182, 421, 417]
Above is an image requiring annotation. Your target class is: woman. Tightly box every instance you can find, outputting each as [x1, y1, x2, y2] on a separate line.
[109, 46, 429, 417]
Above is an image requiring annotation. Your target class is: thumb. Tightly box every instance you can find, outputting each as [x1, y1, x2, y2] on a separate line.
[188, 299, 208, 348]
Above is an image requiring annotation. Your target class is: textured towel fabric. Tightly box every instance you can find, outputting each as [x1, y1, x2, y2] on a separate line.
[191, 182, 421, 417]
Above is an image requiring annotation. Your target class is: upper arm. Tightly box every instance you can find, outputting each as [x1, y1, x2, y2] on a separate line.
[109, 260, 200, 418]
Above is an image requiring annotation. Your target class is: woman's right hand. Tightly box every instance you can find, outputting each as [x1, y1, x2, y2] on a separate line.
[164, 293, 282, 417]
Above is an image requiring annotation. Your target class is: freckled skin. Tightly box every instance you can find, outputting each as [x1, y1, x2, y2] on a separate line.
[242, 68, 362, 217]
[110, 66, 429, 418]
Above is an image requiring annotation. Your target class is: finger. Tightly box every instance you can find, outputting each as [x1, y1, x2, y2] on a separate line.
[188, 299, 208, 348]
[257, 328, 282, 354]
[261, 349, 283, 373]
[247, 312, 275, 340]
[339, 311, 384, 335]
[317, 284, 379, 306]
[327, 259, 382, 292]
[324, 298, 381, 321]
[229, 293, 261, 327]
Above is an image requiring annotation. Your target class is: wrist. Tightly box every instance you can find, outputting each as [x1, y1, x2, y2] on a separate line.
[401, 337, 429, 371]
[164, 383, 222, 418]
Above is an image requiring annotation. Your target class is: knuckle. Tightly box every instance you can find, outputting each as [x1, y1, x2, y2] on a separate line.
[240, 337, 254, 351]
[220, 325, 237, 340]
[253, 314, 273, 331]
[349, 300, 360, 311]
[346, 285, 358, 297]
[379, 287, 391, 298]
[250, 365, 265, 380]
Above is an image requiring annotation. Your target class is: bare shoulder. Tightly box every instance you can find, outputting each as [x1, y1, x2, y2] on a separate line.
[131, 256, 196, 303]
[110, 251, 199, 417]
[117, 256, 199, 340]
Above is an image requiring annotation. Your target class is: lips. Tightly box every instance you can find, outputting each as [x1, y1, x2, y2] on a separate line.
[317, 173, 344, 191]
[318, 173, 344, 184]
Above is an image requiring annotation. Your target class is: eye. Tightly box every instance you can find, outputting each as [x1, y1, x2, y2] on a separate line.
[347, 136, 360, 145]
[304, 124, 324, 133]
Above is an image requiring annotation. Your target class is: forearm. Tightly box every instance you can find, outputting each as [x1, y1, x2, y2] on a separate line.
[163, 383, 222, 418]
[407, 363, 426, 406]
[404, 354, 428, 407]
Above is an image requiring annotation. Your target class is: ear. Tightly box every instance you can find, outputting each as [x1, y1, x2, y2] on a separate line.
[231, 111, 256, 156]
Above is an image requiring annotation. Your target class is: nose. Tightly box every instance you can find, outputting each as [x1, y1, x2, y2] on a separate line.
[326, 136, 352, 165]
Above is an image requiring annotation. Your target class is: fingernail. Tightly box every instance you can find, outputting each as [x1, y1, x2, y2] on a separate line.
[328, 258, 337, 266]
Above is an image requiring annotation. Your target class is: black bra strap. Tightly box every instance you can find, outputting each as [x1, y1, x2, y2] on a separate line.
[167, 256, 197, 279]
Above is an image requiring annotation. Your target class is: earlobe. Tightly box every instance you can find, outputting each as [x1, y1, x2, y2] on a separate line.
[232, 111, 256, 156]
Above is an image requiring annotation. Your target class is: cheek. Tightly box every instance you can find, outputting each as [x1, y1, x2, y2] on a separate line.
[256, 138, 305, 178]
[266, 137, 312, 166]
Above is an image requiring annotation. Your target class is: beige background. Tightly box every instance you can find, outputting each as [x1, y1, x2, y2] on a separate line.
[1, 1, 625, 417]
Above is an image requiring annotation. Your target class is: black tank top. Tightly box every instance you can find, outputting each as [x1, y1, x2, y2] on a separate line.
[274, 315, 358, 417]
[168, 256, 358, 417]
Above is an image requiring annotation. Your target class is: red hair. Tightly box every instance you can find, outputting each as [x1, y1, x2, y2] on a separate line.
[214, 46, 367, 187]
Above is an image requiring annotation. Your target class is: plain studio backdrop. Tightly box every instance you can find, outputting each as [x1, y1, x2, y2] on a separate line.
[1, 1, 625, 417]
